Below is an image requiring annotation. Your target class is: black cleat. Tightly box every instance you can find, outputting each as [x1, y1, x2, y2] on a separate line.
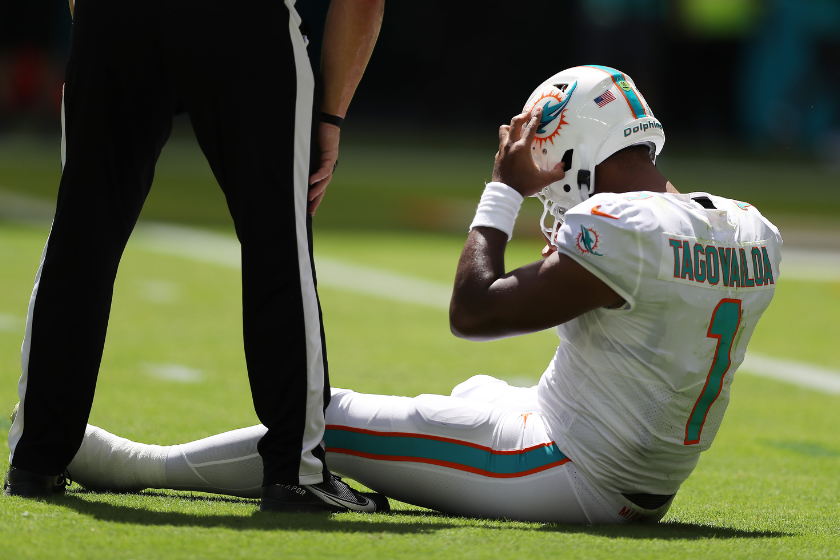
[3, 466, 71, 498]
[260, 474, 390, 514]
[4, 403, 72, 498]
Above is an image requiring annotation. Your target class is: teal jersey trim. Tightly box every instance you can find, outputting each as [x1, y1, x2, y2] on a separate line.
[584, 65, 648, 119]
[685, 299, 742, 445]
[325, 427, 569, 477]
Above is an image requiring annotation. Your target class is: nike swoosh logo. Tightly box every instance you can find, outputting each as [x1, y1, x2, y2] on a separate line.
[591, 205, 619, 219]
[307, 486, 378, 513]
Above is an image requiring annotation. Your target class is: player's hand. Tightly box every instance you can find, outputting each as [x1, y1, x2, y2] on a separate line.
[308, 122, 341, 216]
[492, 107, 565, 197]
[541, 231, 557, 259]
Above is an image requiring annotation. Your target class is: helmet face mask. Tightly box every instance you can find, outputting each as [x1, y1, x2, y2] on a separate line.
[523, 65, 666, 246]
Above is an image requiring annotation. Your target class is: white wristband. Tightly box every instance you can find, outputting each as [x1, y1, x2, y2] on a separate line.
[469, 182, 524, 240]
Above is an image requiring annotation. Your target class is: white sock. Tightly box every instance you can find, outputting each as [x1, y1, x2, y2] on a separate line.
[67, 425, 169, 492]
[69, 424, 268, 498]
[164, 425, 267, 499]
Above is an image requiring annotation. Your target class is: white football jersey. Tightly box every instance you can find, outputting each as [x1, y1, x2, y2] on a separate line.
[537, 191, 782, 495]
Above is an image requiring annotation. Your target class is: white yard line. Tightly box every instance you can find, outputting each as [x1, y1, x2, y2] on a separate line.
[129, 223, 840, 396]
[3, 194, 839, 395]
[0, 189, 56, 223]
[738, 354, 840, 395]
[0, 313, 22, 333]
[143, 363, 204, 383]
[2, 187, 837, 283]
[778, 248, 840, 282]
[131, 223, 452, 309]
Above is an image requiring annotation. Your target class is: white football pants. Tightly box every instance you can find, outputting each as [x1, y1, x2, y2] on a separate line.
[68, 376, 672, 524]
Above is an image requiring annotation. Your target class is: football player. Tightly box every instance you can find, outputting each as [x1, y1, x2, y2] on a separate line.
[24, 66, 782, 523]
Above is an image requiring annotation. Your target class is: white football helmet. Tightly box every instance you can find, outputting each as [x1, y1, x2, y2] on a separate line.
[523, 65, 665, 245]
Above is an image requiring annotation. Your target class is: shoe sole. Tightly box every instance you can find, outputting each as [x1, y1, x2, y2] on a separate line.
[259, 499, 343, 513]
[4, 482, 64, 498]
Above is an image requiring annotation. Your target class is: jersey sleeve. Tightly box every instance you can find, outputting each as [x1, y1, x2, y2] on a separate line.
[554, 193, 657, 309]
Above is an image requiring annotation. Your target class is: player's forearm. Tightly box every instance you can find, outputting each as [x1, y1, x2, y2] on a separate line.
[450, 228, 573, 341]
[450, 183, 557, 340]
[450, 227, 624, 340]
[320, 0, 384, 117]
[450, 227, 519, 341]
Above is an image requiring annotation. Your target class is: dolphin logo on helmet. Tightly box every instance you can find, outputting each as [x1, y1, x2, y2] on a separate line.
[538, 100, 564, 134]
[534, 81, 577, 136]
[523, 65, 666, 247]
[526, 82, 578, 150]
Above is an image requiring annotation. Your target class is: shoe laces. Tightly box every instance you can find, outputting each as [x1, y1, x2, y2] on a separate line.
[325, 474, 360, 501]
[56, 469, 72, 490]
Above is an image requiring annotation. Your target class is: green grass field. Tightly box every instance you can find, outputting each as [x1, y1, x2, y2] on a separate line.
[1, 134, 839, 558]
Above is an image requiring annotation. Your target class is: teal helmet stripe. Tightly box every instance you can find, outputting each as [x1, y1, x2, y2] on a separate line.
[584, 65, 648, 119]
[325, 427, 569, 477]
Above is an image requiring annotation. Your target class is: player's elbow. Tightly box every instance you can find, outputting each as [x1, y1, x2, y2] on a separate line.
[449, 309, 470, 339]
[449, 301, 492, 341]
[340, 0, 385, 14]
[449, 314, 480, 340]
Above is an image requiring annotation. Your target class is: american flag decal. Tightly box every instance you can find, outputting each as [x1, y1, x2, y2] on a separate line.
[594, 90, 616, 108]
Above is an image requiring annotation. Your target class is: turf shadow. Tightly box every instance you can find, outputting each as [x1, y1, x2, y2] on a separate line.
[386, 510, 792, 539]
[537, 521, 791, 540]
[54, 492, 453, 534]
[51, 490, 794, 538]
[70, 487, 258, 505]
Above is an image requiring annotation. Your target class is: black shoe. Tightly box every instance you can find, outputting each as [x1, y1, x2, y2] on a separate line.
[4, 402, 71, 498]
[260, 474, 390, 514]
[3, 466, 71, 498]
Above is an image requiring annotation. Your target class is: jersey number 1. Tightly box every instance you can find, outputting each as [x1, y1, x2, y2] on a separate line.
[684, 298, 742, 445]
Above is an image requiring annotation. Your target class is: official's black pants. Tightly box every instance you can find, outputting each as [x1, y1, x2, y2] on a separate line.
[9, 0, 331, 486]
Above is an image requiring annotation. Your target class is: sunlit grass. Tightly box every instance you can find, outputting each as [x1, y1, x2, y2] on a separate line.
[1, 222, 838, 559]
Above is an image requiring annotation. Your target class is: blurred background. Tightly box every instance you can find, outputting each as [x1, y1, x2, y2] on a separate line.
[1, 0, 839, 241]
[0, 0, 839, 244]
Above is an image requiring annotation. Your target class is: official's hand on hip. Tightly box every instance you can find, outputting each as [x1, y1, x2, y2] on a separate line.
[308, 122, 341, 216]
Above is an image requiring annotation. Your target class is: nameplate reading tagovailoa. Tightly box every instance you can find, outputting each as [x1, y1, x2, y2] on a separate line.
[658, 233, 776, 290]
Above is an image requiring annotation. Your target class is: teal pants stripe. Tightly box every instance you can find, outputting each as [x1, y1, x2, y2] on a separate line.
[325, 428, 568, 476]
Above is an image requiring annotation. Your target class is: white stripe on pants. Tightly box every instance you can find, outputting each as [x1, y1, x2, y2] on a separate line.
[7, 231, 51, 464]
[7, 87, 63, 463]
[284, 0, 324, 486]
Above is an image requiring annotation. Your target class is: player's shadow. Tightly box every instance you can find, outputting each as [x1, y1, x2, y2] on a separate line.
[391, 510, 792, 539]
[55, 490, 449, 534]
[55, 490, 792, 538]
[537, 521, 791, 540]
